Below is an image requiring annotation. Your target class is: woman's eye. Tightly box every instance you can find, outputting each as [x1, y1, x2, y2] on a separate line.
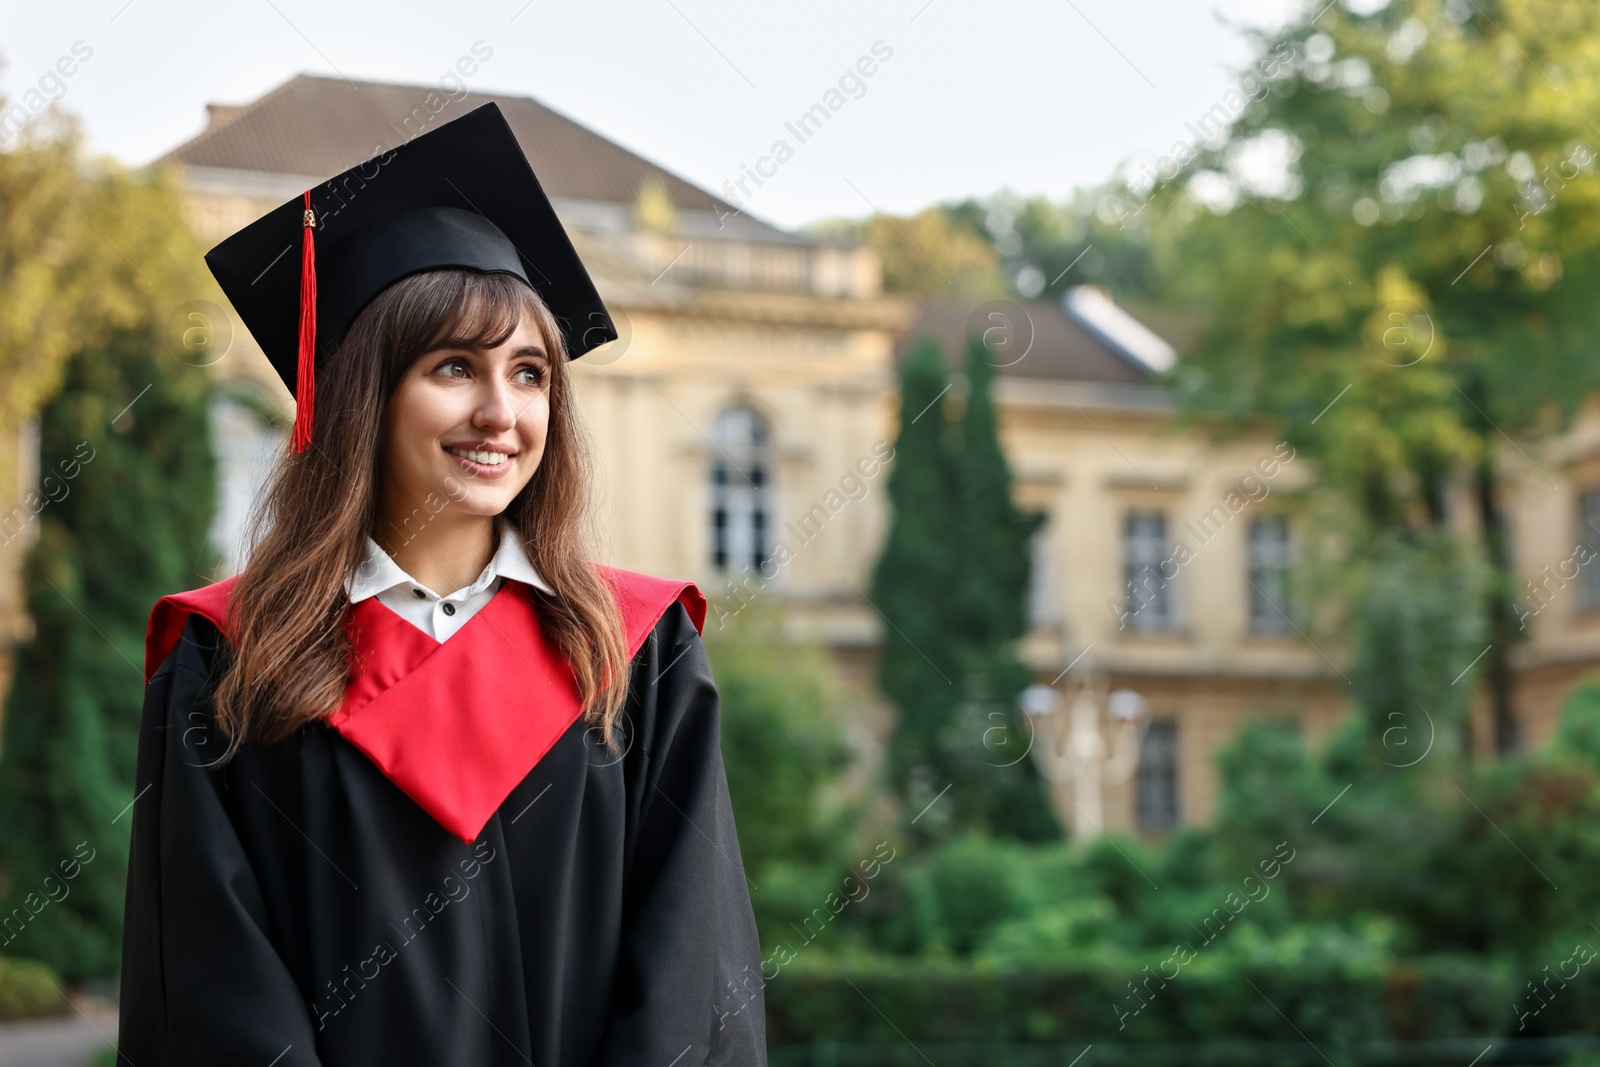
[516, 365, 547, 387]
[434, 358, 469, 379]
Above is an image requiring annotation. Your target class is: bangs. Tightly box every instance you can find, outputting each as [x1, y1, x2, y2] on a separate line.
[423, 271, 554, 355]
[365, 268, 569, 394]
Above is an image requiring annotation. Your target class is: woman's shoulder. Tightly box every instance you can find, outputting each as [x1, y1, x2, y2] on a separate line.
[144, 575, 240, 684]
[591, 563, 708, 660]
[146, 565, 708, 680]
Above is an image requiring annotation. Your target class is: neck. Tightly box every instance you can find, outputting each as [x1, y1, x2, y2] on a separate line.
[374, 498, 498, 594]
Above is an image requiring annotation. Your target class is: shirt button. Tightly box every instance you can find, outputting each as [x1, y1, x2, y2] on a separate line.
[412, 588, 426, 599]
[442, 602, 457, 617]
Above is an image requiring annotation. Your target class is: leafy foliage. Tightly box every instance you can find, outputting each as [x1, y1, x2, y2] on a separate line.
[0, 150, 216, 981]
[808, 208, 1005, 296]
[0, 112, 205, 430]
[704, 592, 866, 943]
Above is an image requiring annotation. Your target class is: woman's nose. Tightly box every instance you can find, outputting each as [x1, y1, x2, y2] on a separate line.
[472, 379, 517, 431]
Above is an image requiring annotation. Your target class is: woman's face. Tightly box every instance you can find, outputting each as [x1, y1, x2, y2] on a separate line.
[380, 311, 552, 521]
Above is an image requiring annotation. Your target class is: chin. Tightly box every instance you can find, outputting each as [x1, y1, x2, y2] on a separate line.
[440, 477, 521, 512]
[457, 494, 519, 517]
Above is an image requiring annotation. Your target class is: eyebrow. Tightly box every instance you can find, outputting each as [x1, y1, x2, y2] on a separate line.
[439, 343, 548, 362]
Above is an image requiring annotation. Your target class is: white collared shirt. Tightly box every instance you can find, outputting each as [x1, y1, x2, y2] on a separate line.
[347, 523, 553, 641]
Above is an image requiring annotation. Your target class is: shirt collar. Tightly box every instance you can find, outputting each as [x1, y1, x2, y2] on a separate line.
[348, 522, 553, 602]
[486, 521, 554, 595]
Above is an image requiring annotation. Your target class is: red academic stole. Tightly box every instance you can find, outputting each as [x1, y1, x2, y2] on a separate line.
[143, 565, 707, 844]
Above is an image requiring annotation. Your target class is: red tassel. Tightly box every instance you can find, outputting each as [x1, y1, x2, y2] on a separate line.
[290, 189, 317, 454]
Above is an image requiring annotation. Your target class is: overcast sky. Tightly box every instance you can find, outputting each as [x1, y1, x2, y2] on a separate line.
[2, 0, 1312, 230]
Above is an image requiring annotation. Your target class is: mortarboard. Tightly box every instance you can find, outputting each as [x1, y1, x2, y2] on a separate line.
[203, 101, 617, 452]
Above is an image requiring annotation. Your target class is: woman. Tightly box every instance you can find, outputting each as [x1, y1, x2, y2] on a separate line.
[118, 103, 768, 1065]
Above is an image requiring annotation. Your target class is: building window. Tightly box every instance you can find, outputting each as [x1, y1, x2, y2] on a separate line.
[1579, 488, 1600, 613]
[709, 406, 772, 575]
[1123, 511, 1176, 631]
[1248, 516, 1293, 634]
[1028, 514, 1059, 628]
[1137, 720, 1179, 832]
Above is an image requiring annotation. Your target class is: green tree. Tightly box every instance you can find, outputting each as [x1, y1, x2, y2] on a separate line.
[1345, 530, 1486, 768]
[870, 340, 964, 838]
[0, 96, 206, 429]
[0, 159, 216, 982]
[870, 337, 1058, 844]
[949, 337, 1056, 841]
[808, 208, 1005, 296]
[1144, 0, 1600, 753]
[0, 110, 101, 429]
[943, 187, 1171, 309]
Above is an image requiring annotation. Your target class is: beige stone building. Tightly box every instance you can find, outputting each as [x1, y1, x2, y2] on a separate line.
[5, 71, 1598, 838]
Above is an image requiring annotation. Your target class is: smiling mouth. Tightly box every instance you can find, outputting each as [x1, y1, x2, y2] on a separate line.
[443, 445, 514, 467]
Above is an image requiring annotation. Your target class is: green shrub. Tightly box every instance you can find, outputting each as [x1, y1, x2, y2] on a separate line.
[0, 953, 68, 1020]
[761, 946, 1513, 1044]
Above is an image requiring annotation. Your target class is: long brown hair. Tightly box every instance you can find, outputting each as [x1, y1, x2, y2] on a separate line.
[210, 269, 629, 764]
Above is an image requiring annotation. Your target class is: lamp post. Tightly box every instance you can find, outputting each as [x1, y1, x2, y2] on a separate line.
[1020, 661, 1148, 839]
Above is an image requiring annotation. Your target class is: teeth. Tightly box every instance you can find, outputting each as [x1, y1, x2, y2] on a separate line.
[447, 447, 509, 466]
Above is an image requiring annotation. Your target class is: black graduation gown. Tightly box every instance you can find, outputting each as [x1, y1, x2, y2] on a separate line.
[116, 594, 768, 1065]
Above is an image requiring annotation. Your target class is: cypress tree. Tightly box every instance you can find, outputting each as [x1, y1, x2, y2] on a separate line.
[871, 335, 1058, 843]
[950, 335, 1056, 841]
[869, 339, 963, 840]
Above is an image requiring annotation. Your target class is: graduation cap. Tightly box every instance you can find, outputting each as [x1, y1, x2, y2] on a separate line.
[204, 101, 617, 452]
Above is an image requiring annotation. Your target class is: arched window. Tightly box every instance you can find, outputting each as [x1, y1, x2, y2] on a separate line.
[709, 406, 773, 575]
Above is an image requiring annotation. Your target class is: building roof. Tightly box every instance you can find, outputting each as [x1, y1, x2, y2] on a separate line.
[157, 74, 784, 237]
[893, 289, 1166, 386]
